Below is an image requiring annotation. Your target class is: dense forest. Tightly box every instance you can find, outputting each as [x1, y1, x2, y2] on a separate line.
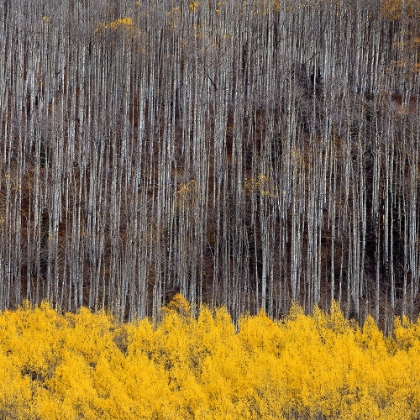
[0, 0, 419, 329]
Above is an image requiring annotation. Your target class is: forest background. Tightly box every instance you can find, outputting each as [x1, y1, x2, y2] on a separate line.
[0, 0, 419, 331]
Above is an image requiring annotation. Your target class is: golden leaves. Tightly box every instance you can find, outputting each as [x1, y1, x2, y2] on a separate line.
[163, 293, 191, 317]
[244, 173, 278, 198]
[94, 17, 134, 34]
[189, 1, 199, 11]
[0, 300, 420, 418]
[381, 0, 420, 20]
[177, 178, 198, 196]
[177, 179, 201, 207]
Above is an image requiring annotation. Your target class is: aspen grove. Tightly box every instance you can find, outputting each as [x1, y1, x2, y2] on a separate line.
[0, 0, 419, 330]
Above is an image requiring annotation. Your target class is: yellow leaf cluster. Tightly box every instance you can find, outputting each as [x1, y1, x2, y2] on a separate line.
[177, 179, 198, 195]
[244, 173, 278, 198]
[94, 17, 134, 34]
[189, 1, 199, 11]
[177, 179, 200, 207]
[381, 0, 420, 20]
[1, 299, 420, 418]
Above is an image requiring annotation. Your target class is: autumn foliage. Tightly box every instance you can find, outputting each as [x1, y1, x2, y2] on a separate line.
[0, 295, 419, 419]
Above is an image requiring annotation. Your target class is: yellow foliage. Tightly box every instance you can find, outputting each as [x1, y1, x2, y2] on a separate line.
[381, 0, 420, 20]
[1, 299, 420, 418]
[163, 292, 191, 317]
[177, 178, 199, 196]
[177, 179, 201, 208]
[244, 173, 278, 198]
[94, 17, 134, 34]
[189, 1, 199, 11]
